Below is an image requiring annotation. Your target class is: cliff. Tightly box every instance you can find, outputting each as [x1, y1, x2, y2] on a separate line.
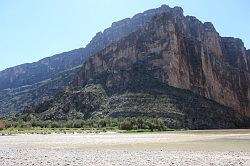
[1, 6, 250, 129]
[0, 5, 172, 91]
[0, 5, 174, 115]
[73, 8, 250, 117]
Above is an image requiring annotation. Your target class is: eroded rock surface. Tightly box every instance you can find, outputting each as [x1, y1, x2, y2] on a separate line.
[1, 6, 249, 128]
[73, 8, 250, 116]
[0, 5, 172, 91]
[0, 5, 174, 115]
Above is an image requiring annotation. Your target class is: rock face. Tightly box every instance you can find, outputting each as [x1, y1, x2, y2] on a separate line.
[247, 49, 250, 69]
[0, 5, 177, 115]
[0, 68, 77, 116]
[73, 8, 250, 117]
[1, 5, 250, 129]
[0, 5, 172, 91]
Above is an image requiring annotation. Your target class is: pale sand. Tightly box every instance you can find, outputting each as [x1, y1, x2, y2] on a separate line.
[0, 129, 250, 166]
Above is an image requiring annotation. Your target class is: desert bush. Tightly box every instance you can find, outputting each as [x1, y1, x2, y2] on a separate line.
[0, 120, 5, 130]
[51, 121, 60, 128]
[119, 120, 133, 130]
[73, 120, 84, 128]
[98, 119, 108, 128]
[3, 116, 167, 131]
[65, 120, 74, 128]
[117, 117, 166, 131]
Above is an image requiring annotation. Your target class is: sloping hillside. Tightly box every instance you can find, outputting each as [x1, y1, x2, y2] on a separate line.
[0, 5, 174, 115]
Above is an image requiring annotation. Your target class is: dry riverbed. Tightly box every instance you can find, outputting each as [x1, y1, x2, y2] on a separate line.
[0, 129, 250, 166]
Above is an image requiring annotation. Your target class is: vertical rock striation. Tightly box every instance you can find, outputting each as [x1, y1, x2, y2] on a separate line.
[74, 7, 250, 116]
[0, 5, 180, 115]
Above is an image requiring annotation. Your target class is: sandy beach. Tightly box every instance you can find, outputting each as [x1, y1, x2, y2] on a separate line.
[0, 129, 250, 166]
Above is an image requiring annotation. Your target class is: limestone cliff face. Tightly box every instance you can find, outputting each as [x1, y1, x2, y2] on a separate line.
[0, 5, 176, 115]
[246, 49, 250, 69]
[73, 8, 250, 116]
[0, 5, 172, 91]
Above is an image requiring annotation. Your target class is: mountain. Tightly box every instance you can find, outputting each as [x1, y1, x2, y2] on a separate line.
[0, 5, 174, 115]
[20, 6, 250, 129]
[72, 8, 250, 117]
[0, 5, 249, 129]
[0, 5, 172, 91]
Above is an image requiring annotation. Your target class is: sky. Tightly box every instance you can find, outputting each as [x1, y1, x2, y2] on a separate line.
[0, 0, 250, 71]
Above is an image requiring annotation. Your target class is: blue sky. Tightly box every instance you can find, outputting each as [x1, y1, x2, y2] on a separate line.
[1, 0, 250, 71]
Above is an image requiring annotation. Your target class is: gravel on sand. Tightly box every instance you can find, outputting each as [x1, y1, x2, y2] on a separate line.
[0, 129, 250, 166]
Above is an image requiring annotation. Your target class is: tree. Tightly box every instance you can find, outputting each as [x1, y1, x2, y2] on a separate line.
[0, 120, 6, 130]
[119, 121, 133, 130]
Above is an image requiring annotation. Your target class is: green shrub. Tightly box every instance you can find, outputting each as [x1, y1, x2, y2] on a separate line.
[119, 121, 133, 130]
[51, 121, 60, 128]
[65, 120, 74, 128]
[73, 120, 83, 128]
[0, 120, 5, 130]
[98, 119, 107, 128]
[2, 116, 168, 132]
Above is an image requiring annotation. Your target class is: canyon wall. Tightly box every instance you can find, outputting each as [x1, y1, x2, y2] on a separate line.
[74, 8, 250, 116]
